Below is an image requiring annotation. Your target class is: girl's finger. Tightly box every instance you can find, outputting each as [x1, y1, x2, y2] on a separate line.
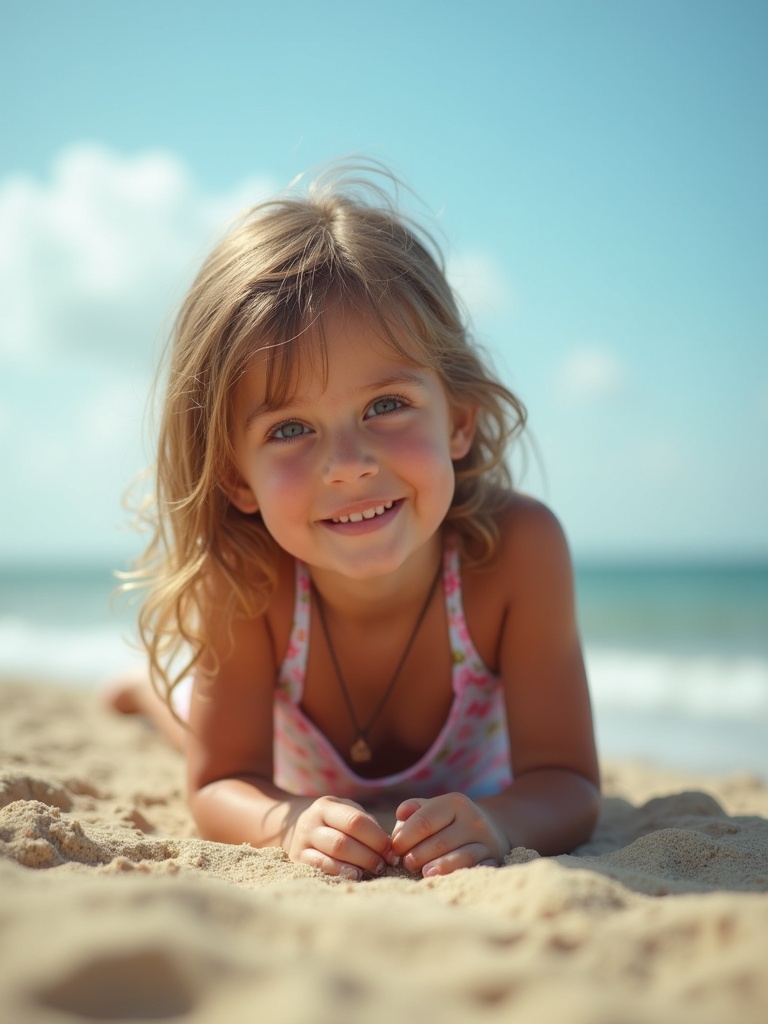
[322, 801, 397, 865]
[314, 825, 389, 876]
[297, 847, 364, 881]
[391, 798, 456, 855]
[400, 819, 495, 874]
[394, 798, 424, 824]
[421, 843, 496, 878]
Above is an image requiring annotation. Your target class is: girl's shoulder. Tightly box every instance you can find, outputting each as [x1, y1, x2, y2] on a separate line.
[461, 491, 575, 601]
[196, 543, 298, 644]
[495, 491, 572, 556]
[458, 493, 577, 671]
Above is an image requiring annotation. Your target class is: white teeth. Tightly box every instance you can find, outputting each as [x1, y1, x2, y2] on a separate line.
[332, 500, 394, 524]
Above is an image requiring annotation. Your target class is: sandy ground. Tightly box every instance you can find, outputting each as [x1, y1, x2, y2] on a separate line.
[1, 677, 767, 1024]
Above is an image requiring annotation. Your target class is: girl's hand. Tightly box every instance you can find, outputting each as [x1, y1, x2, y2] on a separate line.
[391, 794, 510, 877]
[288, 795, 398, 881]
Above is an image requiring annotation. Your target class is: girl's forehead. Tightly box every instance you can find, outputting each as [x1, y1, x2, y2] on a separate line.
[242, 305, 432, 402]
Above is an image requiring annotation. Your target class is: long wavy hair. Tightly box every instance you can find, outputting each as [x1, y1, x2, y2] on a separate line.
[128, 168, 526, 704]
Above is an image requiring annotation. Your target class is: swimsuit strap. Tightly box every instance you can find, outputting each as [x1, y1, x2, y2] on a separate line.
[277, 559, 312, 703]
[442, 537, 489, 693]
[281, 540, 472, 700]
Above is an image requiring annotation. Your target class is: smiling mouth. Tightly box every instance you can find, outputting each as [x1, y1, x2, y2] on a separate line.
[330, 501, 395, 524]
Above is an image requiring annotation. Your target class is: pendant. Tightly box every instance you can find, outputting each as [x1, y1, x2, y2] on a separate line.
[350, 737, 372, 763]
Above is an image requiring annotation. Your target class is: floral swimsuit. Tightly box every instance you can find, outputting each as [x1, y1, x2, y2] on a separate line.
[274, 541, 512, 803]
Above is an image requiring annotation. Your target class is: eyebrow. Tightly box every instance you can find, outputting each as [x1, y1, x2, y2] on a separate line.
[243, 369, 429, 432]
[362, 369, 429, 393]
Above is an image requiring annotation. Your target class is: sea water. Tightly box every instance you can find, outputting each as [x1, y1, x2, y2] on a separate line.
[576, 563, 768, 777]
[1, 560, 766, 778]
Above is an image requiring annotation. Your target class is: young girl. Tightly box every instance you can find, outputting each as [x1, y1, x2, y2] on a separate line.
[114, 167, 600, 881]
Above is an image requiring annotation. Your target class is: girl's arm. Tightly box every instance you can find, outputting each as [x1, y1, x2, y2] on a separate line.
[392, 498, 601, 875]
[185, 566, 396, 880]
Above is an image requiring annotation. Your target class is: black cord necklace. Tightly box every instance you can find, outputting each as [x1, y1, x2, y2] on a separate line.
[311, 560, 443, 764]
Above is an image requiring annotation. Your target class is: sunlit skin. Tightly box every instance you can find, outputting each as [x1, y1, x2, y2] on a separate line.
[152, 303, 601, 880]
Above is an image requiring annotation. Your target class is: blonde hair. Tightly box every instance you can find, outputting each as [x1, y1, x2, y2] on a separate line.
[130, 168, 526, 703]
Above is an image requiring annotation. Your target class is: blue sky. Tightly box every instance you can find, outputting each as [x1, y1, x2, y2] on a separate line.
[1, 0, 766, 564]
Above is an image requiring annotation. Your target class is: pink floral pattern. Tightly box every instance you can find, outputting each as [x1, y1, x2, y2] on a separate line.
[273, 540, 512, 802]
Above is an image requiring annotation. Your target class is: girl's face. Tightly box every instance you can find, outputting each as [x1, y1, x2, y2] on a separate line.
[226, 305, 475, 583]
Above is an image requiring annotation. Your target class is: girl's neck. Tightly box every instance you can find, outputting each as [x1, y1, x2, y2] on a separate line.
[306, 533, 444, 625]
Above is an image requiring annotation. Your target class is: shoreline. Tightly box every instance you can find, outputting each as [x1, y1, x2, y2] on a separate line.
[2, 678, 767, 1022]
[5, 661, 767, 781]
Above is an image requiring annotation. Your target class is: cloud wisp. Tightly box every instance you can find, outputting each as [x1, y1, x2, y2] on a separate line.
[0, 144, 274, 365]
[554, 346, 628, 405]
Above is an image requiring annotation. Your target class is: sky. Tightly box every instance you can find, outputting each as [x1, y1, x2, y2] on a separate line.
[1, 0, 766, 566]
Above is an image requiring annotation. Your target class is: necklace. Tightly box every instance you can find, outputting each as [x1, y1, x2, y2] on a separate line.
[311, 559, 443, 764]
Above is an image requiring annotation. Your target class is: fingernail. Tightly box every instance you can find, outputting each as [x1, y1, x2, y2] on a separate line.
[339, 866, 361, 881]
[387, 853, 401, 868]
[423, 866, 439, 878]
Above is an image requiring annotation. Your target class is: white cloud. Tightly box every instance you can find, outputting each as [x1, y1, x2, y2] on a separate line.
[0, 144, 274, 365]
[554, 346, 627, 404]
[2, 362, 152, 559]
[0, 146, 277, 559]
[447, 248, 513, 321]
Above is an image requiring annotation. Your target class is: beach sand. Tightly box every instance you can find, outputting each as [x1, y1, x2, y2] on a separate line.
[1, 678, 767, 1024]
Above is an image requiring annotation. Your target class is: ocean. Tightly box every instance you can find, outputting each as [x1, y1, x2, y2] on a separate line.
[1, 560, 766, 779]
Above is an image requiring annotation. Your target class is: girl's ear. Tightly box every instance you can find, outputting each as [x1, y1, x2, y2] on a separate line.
[449, 404, 477, 461]
[221, 469, 259, 514]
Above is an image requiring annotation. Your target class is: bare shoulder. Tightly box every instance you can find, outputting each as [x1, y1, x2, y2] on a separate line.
[501, 493, 572, 574]
[476, 491, 575, 595]
[496, 491, 570, 547]
[197, 544, 294, 634]
[459, 493, 576, 671]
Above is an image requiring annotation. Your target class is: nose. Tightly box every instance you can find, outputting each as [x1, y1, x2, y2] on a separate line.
[321, 424, 379, 485]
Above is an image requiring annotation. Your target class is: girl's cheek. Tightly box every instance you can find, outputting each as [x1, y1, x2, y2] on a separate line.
[388, 428, 449, 465]
[259, 456, 310, 502]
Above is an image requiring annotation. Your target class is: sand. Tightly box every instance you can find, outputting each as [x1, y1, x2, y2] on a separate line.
[1, 678, 767, 1024]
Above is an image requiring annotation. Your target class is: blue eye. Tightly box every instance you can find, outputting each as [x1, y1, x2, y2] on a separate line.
[367, 396, 404, 417]
[270, 421, 309, 441]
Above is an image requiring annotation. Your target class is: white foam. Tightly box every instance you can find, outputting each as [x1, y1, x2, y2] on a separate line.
[0, 618, 142, 687]
[585, 645, 768, 720]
